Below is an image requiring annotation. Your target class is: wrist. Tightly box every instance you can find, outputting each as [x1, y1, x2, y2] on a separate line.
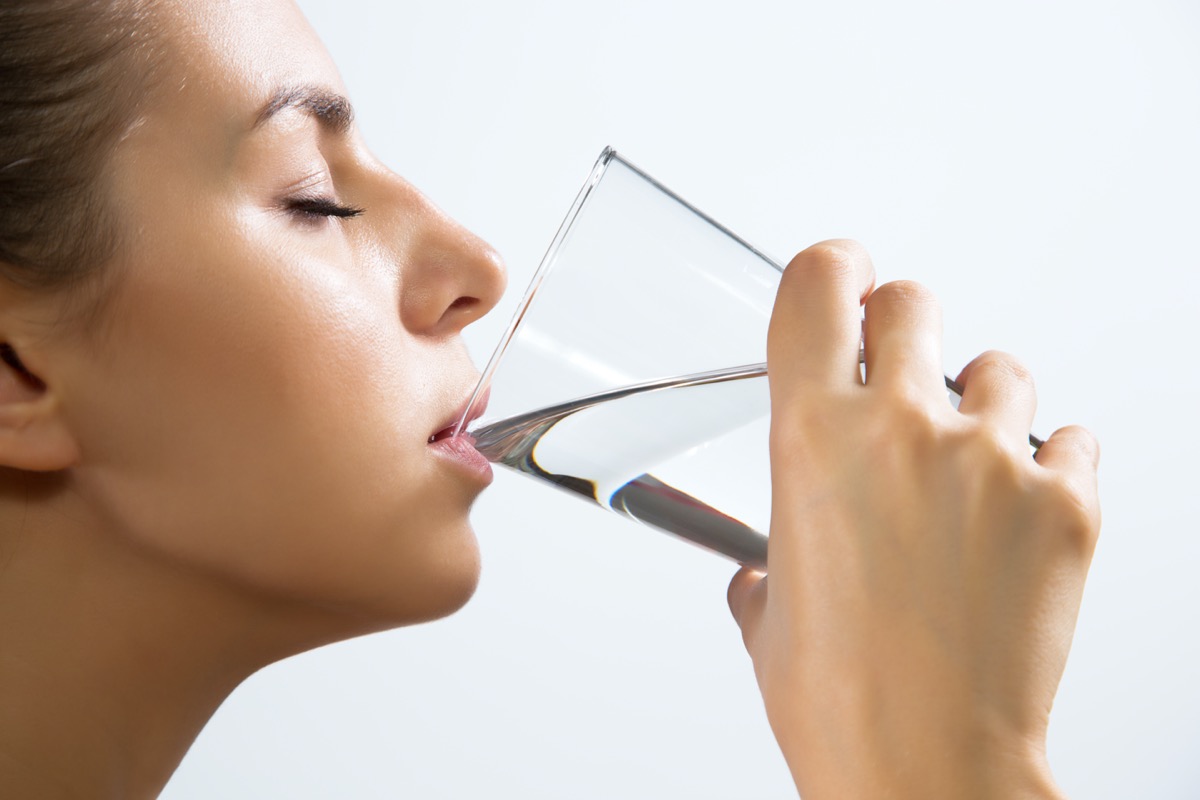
[785, 729, 1066, 800]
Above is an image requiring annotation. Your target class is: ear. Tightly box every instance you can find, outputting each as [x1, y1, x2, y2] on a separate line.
[0, 343, 80, 471]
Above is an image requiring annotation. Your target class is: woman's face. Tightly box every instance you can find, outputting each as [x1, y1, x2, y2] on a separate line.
[47, 0, 506, 623]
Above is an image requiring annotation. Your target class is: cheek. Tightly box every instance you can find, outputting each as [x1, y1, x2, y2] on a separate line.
[70, 234, 481, 622]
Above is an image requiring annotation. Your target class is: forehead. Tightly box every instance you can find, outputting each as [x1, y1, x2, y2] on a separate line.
[154, 0, 344, 130]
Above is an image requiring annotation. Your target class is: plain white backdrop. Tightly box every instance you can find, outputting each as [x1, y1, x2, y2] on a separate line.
[162, 1, 1200, 797]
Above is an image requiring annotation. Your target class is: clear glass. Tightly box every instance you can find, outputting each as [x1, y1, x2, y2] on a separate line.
[455, 148, 1040, 570]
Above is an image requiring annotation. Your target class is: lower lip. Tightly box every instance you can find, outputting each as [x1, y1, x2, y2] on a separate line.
[428, 432, 494, 484]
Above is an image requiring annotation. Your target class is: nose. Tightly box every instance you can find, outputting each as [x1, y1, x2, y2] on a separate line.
[395, 187, 507, 337]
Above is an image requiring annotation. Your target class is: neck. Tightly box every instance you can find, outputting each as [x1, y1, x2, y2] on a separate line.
[0, 470, 359, 799]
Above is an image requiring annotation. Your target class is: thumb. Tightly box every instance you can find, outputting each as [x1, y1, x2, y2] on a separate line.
[727, 566, 768, 652]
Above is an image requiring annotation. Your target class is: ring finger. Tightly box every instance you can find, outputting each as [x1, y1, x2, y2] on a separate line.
[954, 350, 1038, 444]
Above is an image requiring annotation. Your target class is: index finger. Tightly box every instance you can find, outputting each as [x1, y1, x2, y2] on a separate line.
[767, 240, 876, 399]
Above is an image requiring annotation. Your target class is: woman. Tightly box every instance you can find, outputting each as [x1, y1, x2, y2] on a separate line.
[0, 1, 1100, 798]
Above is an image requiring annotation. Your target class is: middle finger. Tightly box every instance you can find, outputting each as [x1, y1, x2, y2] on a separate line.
[862, 280, 946, 400]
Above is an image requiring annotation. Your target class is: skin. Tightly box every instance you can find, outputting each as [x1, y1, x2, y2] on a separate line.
[0, 1, 504, 796]
[728, 242, 1100, 798]
[0, 2, 1100, 799]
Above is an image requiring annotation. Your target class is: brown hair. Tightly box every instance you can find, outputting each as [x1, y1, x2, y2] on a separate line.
[0, 0, 159, 291]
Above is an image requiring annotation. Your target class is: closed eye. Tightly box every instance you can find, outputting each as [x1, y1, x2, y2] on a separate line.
[285, 196, 364, 219]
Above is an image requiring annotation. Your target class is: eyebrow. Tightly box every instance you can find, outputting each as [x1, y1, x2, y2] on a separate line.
[253, 85, 354, 133]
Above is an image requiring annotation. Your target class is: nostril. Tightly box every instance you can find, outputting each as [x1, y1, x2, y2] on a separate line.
[435, 296, 484, 333]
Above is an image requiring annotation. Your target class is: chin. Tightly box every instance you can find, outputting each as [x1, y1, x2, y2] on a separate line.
[408, 540, 482, 624]
[355, 522, 483, 629]
[259, 511, 486, 649]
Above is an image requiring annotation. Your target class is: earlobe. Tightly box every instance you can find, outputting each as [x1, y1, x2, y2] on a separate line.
[0, 343, 80, 472]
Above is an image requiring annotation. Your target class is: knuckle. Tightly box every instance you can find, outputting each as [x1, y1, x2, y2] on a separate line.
[868, 279, 938, 310]
[1045, 476, 1102, 552]
[970, 350, 1036, 391]
[769, 396, 854, 467]
[787, 239, 867, 284]
[768, 416, 797, 453]
[955, 423, 1021, 477]
[962, 421, 1011, 459]
[804, 238, 868, 265]
[769, 408, 819, 455]
[863, 389, 941, 456]
[943, 422, 1033, 498]
[878, 381, 936, 420]
[1056, 424, 1101, 467]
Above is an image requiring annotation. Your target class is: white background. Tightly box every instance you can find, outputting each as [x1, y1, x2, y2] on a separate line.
[163, 1, 1200, 797]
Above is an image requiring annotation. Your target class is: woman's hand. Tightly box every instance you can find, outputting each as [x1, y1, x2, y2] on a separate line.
[727, 241, 1100, 800]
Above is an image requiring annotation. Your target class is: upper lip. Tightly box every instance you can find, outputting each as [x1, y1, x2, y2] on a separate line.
[429, 387, 489, 442]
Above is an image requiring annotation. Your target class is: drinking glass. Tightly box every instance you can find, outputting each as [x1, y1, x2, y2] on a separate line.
[453, 148, 1040, 570]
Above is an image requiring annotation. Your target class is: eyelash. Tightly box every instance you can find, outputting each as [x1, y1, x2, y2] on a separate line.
[284, 196, 365, 220]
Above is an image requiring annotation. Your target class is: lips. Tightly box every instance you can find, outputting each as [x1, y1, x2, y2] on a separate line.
[428, 388, 489, 444]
